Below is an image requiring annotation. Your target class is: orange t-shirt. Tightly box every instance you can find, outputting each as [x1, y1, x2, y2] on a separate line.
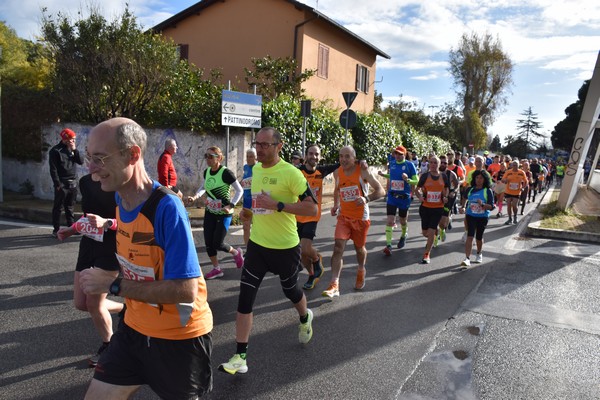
[503, 169, 528, 196]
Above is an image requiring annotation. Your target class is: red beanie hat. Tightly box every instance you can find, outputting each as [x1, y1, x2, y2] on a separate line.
[60, 128, 76, 140]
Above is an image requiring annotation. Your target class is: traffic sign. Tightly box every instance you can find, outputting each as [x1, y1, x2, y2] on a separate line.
[222, 90, 262, 128]
[342, 92, 358, 108]
[340, 109, 357, 129]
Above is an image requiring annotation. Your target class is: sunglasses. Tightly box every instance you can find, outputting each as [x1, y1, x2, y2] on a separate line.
[204, 153, 219, 159]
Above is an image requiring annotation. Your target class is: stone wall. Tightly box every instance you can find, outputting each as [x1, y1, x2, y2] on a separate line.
[3, 123, 252, 200]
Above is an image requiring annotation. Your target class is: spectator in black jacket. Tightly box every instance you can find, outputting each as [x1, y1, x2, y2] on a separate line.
[49, 128, 83, 237]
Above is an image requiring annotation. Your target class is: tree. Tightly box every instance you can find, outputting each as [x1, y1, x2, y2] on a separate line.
[502, 135, 527, 159]
[41, 6, 181, 123]
[425, 103, 466, 149]
[244, 56, 315, 102]
[448, 31, 514, 146]
[489, 134, 502, 152]
[515, 106, 544, 153]
[0, 22, 52, 89]
[380, 95, 429, 133]
[551, 80, 589, 150]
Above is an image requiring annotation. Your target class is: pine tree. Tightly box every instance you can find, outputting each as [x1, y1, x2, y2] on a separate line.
[515, 107, 544, 154]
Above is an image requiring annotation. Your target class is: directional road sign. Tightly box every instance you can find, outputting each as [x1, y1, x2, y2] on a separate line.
[222, 90, 262, 129]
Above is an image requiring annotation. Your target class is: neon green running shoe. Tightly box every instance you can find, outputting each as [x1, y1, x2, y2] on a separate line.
[219, 353, 248, 375]
[298, 309, 314, 344]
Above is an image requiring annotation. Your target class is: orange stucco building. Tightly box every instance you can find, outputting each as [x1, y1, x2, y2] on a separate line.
[152, 0, 390, 113]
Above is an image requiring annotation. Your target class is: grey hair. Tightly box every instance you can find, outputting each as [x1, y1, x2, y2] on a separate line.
[116, 122, 147, 155]
[164, 138, 176, 150]
[246, 147, 257, 156]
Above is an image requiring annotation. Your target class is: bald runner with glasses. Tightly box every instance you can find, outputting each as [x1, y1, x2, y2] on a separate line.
[79, 117, 213, 399]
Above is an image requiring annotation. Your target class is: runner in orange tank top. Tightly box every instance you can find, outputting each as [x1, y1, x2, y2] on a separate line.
[322, 145, 385, 298]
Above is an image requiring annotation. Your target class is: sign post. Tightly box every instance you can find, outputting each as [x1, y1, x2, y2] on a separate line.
[341, 92, 358, 145]
[300, 100, 311, 157]
[222, 88, 262, 165]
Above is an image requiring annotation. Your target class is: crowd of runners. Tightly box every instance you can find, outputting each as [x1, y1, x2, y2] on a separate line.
[55, 120, 565, 398]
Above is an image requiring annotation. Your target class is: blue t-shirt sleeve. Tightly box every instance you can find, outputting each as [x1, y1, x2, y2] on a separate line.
[154, 194, 201, 280]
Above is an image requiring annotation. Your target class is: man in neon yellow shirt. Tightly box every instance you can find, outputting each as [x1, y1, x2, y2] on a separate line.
[219, 127, 318, 375]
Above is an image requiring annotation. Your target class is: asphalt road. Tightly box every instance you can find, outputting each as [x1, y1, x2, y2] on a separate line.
[1, 196, 598, 400]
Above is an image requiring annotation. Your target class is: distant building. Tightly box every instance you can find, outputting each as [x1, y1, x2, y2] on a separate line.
[151, 0, 390, 113]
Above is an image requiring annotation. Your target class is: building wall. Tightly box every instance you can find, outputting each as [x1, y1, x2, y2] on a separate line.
[161, 0, 304, 85]
[160, 0, 377, 113]
[3, 124, 251, 201]
[299, 19, 376, 113]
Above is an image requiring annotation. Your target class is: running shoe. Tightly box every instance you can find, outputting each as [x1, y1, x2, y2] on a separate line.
[461, 232, 467, 243]
[205, 267, 224, 280]
[303, 274, 319, 290]
[440, 229, 446, 242]
[355, 269, 366, 290]
[496, 212, 502, 218]
[88, 342, 109, 368]
[513, 217, 518, 225]
[51, 231, 58, 238]
[460, 258, 471, 267]
[383, 245, 392, 256]
[504, 218, 513, 226]
[474, 253, 483, 263]
[397, 235, 407, 249]
[233, 247, 244, 268]
[421, 253, 431, 264]
[448, 219, 453, 230]
[219, 354, 248, 375]
[322, 282, 340, 298]
[433, 235, 439, 248]
[298, 309, 314, 344]
[313, 254, 324, 279]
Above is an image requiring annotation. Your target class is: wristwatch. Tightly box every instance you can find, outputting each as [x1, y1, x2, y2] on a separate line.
[105, 219, 114, 229]
[277, 201, 285, 212]
[109, 277, 122, 296]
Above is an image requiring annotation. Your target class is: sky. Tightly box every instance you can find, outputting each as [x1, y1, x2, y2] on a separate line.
[1, 0, 599, 147]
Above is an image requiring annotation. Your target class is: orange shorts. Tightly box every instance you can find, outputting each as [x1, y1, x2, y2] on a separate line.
[334, 215, 371, 247]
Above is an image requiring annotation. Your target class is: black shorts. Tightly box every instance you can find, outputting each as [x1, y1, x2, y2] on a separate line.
[504, 194, 520, 200]
[386, 204, 409, 218]
[419, 205, 444, 231]
[76, 237, 119, 272]
[95, 322, 212, 399]
[297, 221, 318, 240]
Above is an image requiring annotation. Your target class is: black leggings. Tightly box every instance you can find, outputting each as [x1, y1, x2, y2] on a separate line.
[466, 215, 488, 241]
[203, 211, 233, 257]
[237, 240, 303, 314]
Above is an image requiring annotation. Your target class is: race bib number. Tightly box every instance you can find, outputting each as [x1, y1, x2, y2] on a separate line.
[509, 182, 519, 191]
[74, 217, 104, 242]
[206, 198, 222, 212]
[116, 254, 157, 307]
[241, 177, 252, 189]
[426, 191, 442, 203]
[340, 186, 360, 202]
[251, 193, 273, 214]
[469, 203, 485, 214]
[117, 254, 156, 283]
[391, 180, 405, 191]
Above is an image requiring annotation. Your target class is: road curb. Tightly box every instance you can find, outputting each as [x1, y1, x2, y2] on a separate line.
[527, 220, 600, 244]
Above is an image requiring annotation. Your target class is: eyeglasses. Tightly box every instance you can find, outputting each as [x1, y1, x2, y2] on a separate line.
[85, 149, 125, 168]
[252, 141, 279, 149]
[440, 162, 447, 164]
[204, 153, 219, 159]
